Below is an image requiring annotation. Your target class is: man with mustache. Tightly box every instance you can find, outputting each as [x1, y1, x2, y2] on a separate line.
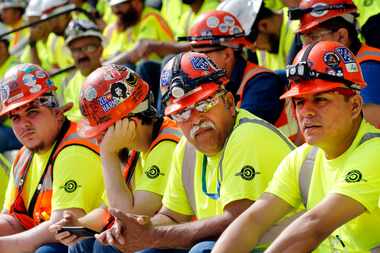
[95, 52, 295, 253]
[212, 41, 380, 253]
[63, 19, 104, 122]
[0, 63, 104, 253]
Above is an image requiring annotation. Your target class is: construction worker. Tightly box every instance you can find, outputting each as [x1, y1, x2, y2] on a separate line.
[102, 0, 174, 63]
[183, 10, 299, 141]
[288, 0, 380, 127]
[212, 41, 380, 253]
[0, 22, 22, 154]
[62, 19, 104, 122]
[95, 52, 295, 253]
[0, 64, 104, 253]
[0, 0, 29, 56]
[218, 0, 299, 70]
[41, 0, 75, 72]
[48, 64, 181, 253]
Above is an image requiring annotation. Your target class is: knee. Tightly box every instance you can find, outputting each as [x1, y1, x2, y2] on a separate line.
[189, 241, 216, 253]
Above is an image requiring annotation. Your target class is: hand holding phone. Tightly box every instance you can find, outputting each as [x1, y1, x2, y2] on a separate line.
[58, 226, 97, 238]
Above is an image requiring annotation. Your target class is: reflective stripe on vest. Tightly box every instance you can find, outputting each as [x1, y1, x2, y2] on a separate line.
[298, 133, 380, 251]
[0, 154, 10, 177]
[181, 117, 295, 214]
[9, 121, 99, 229]
[356, 44, 380, 64]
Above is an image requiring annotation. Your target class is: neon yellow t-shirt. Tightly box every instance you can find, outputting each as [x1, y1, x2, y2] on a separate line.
[4, 145, 104, 214]
[353, 0, 380, 28]
[176, 0, 220, 37]
[0, 55, 18, 77]
[103, 6, 174, 61]
[267, 120, 380, 252]
[46, 34, 74, 69]
[257, 8, 299, 70]
[63, 71, 86, 123]
[163, 109, 294, 219]
[0, 154, 10, 210]
[161, 0, 190, 37]
[20, 40, 52, 71]
[264, 0, 285, 11]
[102, 139, 178, 206]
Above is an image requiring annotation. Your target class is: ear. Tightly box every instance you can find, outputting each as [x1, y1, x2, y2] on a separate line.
[350, 94, 363, 119]
[335, 28, 350, 46]
[224, 92, 236, 112]
[258, 19, 270, 33]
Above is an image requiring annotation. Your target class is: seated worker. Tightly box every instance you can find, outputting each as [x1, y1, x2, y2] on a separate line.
[94, 52, 295, 253]
[0, 64, 104, 253]
[182, 9, 299, 141]
[48, 64, 181, 253]
[212, 41, 380, 253]
[288, 0, 380, 127]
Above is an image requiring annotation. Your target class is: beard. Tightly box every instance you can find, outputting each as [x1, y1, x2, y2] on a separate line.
[117, 9, 140, 29]
[182, 0, 196, 5]
[267, 32, 280, 54]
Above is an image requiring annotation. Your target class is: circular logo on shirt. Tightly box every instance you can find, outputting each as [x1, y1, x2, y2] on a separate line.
[63, 180, 79, 193]
[145, 165, 163, 179]
[345, 170, 363, 183]
[235, 166, 260, 181]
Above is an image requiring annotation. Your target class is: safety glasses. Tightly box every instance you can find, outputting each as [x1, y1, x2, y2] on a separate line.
[170, 91, 225, 122]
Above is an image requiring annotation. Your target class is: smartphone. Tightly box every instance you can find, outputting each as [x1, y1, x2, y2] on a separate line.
[58, 226, 97, 238]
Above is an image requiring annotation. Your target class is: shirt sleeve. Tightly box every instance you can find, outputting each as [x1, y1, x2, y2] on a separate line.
[240, 72, 284, 124]
[162, 139, 194, 216]
[266, 149, 304, 208]
[360, 60, 380, 104]
[220, 121, 293, 209]
[52, 145, 104, 213]
[135, 140, 178, 196]
[331, 141, 380, 213]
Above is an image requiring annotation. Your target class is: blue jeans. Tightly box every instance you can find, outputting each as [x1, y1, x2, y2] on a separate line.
[35, 243, 68, 253]
[69, 238, 120, 253]
[137, 241, 216, 253]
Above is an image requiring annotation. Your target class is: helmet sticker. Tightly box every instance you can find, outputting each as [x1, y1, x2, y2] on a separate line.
[126, 71, 137, 86]
[335, 47, 355, 63]
[310, 3, 329, 17]
[218, 23, 229, 33]
[323, 52, 340, 68]
[191, 56, 210, 71]
[160, 69, 170, 88]
[206, 16, 219, 28]
[98, 94, 118, 112]
[113, 64, 128, 72]
[29, 85, 42, 93]
[104, 72, 116, 81]
[22, 74, 37, 86]
[84, 87, 97, 101]
[345, 63, 359, 72]
[35, 70, 47, 79]
[223, 15, 235, 26]
[0, 84, 10, 102]
[111, 82, 129, 100]
[230, 25, 242, 35]
[201, 29, 213, 37]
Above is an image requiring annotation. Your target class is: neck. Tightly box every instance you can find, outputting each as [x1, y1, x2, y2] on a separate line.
[135, 123, 154, 153]
[321, 118, 362, 159]
[191, 0, 203, 13]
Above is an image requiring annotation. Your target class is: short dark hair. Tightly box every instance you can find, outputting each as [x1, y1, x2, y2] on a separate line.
[361, 13, 380, 48]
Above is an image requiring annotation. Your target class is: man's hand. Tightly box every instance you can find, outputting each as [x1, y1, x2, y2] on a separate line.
[49, 211, 82, 246]
[95, 208, 154, 253]
[100, 118, 137, 155]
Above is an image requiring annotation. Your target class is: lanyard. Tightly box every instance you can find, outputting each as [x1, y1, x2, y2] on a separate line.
[201, 155, 221, 200]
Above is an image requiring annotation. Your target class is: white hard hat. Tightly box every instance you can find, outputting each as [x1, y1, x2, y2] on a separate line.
[0, 22, 10, 42]
[64, 19, 104, 46]
[25, 0, 42, 17]
[0, 0, 27, 10]
[40, 0, 75, 18]
[109, 0, 131, 7]
[217, 0, 263, 36]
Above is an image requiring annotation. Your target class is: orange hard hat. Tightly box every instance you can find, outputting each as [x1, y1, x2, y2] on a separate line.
[160, 52, 229, 116]
[281, 41, 366, 99]
[288, 0, 357, 33]
[78, 64, 150, 138]
[179, 10, 250, 49]
[0, 63, 56, 116]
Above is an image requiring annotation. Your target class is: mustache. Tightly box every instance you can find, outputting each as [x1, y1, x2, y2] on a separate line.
[78, 57, 90, 64]
[190, 120, 216, 139]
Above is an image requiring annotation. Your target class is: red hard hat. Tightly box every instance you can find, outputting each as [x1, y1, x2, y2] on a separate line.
[78, 65, 150, 138]
[288, 0, 357, 33]
[0, 63, 56, 116]
[160, 52, 229, 116]
[182, 10, 250, 48]
[281, 41, 366, 99]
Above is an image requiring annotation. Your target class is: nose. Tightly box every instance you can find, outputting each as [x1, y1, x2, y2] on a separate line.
[297, 100, 317, 119]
